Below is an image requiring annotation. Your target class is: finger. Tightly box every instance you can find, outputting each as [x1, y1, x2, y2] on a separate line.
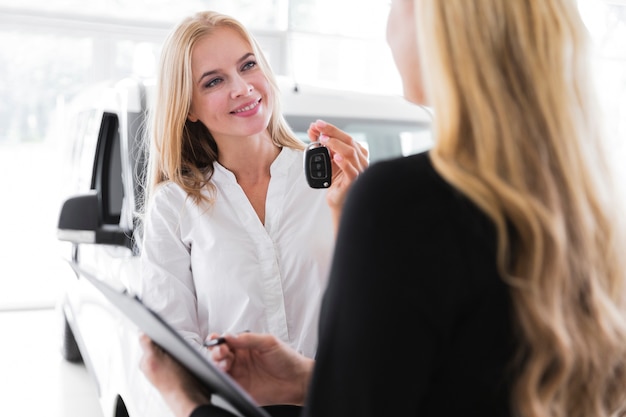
[308, 120, 352, 149]
[139, 333, 163, 357]
[310, 120, 369, 175]
[204, 332, 224, 347]
[222, 332, 276, 351]
[306, 122, 322, 143]
[138, 335, 162, 377]
[315, 127, 367, 165]
[210, 345, 234, 371]
[311, 120, 352, 143]
[325, 139, 368, 176]
[138, 332, 151, 350]
[333, 157, 361, 181]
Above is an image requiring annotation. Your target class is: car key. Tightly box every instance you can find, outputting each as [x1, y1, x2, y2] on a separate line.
[304, 141, 332, 188]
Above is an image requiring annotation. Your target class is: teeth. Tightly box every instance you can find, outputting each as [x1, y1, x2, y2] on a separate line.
[234, 99, 259, 113]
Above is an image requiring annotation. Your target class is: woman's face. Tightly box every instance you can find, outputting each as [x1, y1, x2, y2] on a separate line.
[386, 0, 425, 104]
[188, 27, 273, 141]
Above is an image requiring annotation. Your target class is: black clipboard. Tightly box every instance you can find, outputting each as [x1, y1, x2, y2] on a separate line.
[74, 264, 270, 417]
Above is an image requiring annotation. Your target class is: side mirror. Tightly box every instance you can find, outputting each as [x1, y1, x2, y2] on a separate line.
[57, 192, 131, 248]
[57, 193, 99, 243]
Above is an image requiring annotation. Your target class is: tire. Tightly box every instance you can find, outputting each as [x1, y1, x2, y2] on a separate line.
[60, 312, 83, 363]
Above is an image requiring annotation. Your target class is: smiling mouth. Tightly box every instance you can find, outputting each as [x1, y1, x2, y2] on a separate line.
[232, 98, 261, 114]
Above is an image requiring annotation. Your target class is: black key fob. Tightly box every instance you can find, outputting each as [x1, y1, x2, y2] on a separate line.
[304, 142, 332, 188]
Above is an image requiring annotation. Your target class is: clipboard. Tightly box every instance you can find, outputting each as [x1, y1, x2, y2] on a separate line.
[73, 263, 270, 417]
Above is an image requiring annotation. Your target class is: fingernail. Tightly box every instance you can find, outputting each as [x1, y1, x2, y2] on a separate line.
[319, 134, 329, 144]
[315, 119, 327, 127]
[203, 337, 226, 347]
[334, 153, 343, 162]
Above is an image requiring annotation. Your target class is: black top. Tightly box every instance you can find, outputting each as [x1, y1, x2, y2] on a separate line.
[304, 151, 516, 417]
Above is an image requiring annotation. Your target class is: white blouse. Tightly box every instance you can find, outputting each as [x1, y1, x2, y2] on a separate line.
[138, 147, 334, 360]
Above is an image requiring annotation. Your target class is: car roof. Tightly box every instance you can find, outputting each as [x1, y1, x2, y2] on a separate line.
[275, 76, 431, 125]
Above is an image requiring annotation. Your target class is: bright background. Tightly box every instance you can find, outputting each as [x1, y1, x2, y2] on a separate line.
[0, 0, 625, 310]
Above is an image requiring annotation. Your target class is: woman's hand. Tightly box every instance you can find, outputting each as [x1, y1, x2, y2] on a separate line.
[138, 333, 212, 417]
[209, 332, 314, 407]
[307, 119, 369, 229]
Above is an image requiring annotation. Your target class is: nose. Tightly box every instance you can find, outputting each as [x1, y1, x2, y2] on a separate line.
[231, 75, 253, 98]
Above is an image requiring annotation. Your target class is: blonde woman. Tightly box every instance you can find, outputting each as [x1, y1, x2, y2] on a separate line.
[138, 9, 367, 369]
[139, 1, 626, 417]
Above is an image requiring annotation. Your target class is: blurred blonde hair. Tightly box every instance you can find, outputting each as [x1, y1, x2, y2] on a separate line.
[417, 0, 626, 416]
[144, 10, 304, 208]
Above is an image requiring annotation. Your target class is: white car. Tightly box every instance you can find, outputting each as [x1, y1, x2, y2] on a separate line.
[55, 76, 432, 417]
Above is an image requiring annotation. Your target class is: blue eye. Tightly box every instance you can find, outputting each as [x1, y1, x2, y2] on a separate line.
[242, 60, 257, 71]
[205, 77, 223, 88]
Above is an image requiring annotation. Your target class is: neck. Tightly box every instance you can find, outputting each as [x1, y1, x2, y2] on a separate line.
[217, 137, 281, 181]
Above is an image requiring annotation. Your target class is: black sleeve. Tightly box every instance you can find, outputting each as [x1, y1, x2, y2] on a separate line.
[190, 402, 303, 417]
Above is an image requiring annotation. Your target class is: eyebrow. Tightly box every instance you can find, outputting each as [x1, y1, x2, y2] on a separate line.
[196, 52, 255, 85]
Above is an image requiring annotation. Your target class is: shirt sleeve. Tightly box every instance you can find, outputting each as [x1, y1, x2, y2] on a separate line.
[139, 184, 206, 353]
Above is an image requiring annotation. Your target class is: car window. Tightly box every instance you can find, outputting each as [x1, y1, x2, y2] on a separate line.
[285, 115, 432, 164]
[64, 108, 102, 194]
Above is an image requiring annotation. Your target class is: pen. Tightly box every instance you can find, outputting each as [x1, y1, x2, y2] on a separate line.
[202, 330, 250, 347]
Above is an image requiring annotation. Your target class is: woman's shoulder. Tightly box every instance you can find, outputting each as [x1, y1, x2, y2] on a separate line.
[370, 150, 432, 174]
[146, 181, 193, 215]
[349, 150, 484, 222]
[354, 151, 444, 198]
[151, 181, 187, 201]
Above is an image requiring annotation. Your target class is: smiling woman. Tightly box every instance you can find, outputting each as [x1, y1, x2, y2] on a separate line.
[0, 0, 397, 312]
[136, 9, 366, 367]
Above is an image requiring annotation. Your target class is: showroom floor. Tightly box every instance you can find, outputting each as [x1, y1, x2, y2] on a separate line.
[0, 308, 104, 417]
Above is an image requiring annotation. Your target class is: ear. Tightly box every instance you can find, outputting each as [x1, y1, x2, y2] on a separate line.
[187, 111, 198, 122]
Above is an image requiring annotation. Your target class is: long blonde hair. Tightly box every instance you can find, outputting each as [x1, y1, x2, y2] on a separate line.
[417, 0, 626, 416]
[144, 11, 304, 208]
